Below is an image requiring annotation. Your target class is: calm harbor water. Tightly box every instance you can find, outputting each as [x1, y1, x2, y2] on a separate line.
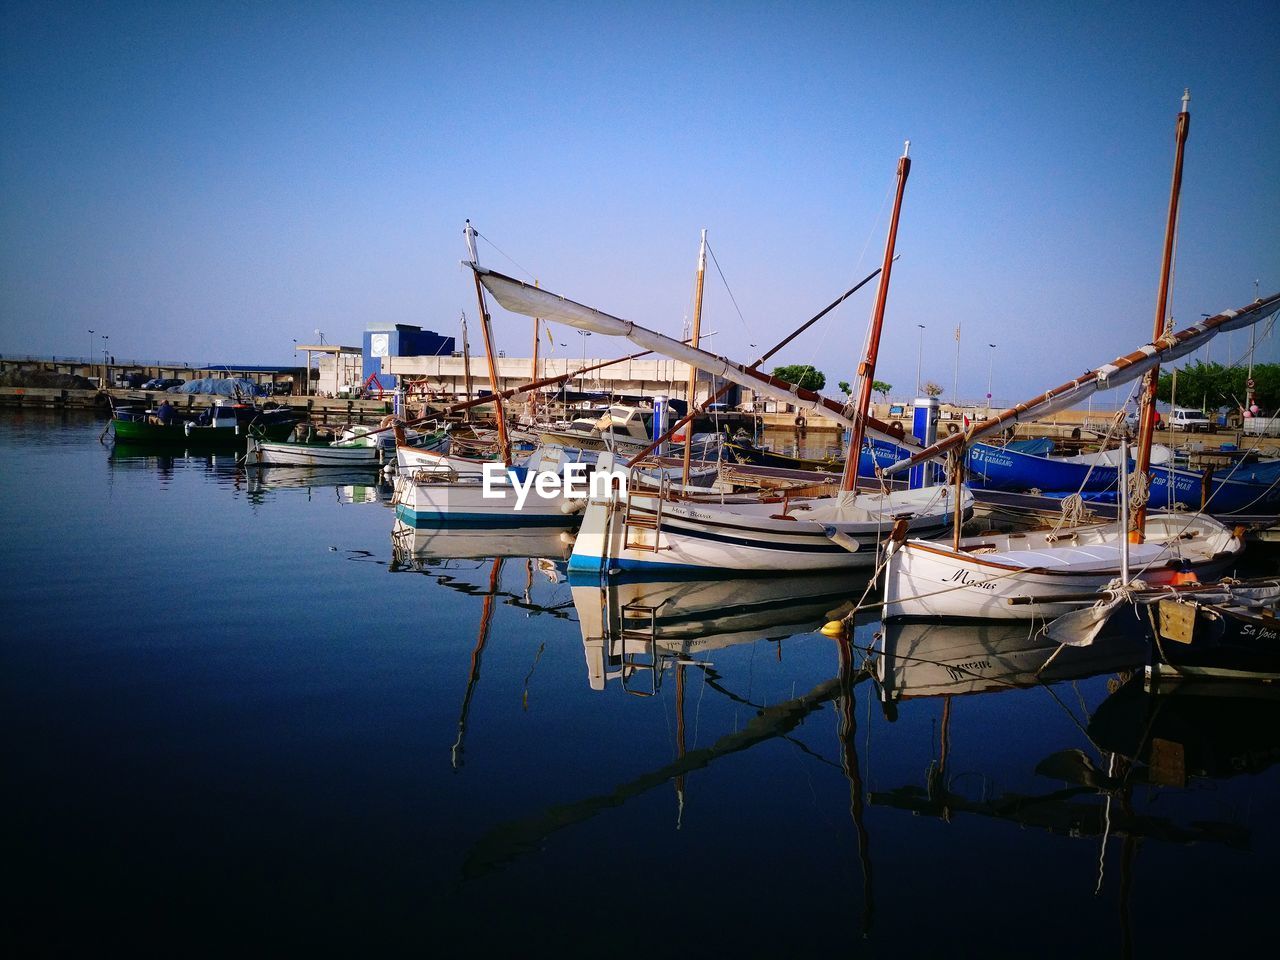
[3, 409, 1279, 955]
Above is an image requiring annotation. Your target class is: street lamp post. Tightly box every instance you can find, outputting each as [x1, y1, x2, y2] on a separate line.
[987, 343, 996, 412]
[915, 324, 925, 396]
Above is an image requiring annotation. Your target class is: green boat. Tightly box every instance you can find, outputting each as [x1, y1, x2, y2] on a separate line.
[111, 403, 300, 448]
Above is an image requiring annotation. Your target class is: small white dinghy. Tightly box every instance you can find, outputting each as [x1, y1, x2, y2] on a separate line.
[246, 426, 381, 467]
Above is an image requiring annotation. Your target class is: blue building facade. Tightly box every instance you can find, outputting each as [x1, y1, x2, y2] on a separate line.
[363, 324, 455, 389]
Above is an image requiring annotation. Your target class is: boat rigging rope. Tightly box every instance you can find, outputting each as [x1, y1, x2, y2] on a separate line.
[471, 228, 538, 284]
[1126, 471, 1150, 513]
[1044, 386, 1137, 538]
[800, 172, 896, 413]
[1057, 493, 1088, 528]
[705, 239, 753, 348]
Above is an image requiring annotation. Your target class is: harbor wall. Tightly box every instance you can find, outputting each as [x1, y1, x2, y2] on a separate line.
[0, 387, 395, 424]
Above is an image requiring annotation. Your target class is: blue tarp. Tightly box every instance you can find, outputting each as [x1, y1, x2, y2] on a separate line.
[1005, 437, 1056, 456]
[169, 377, 268, 397]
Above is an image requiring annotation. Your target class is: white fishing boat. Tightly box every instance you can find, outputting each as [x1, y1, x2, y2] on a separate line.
[471, 145, 960, 574]
[392, 443, 585, 527]
[245, 427, 381, 467]
[396, 442, 496, 478]
[881, 513, 1241, 620]
[880, 95, 1277, 622]
[569, 453, 967, 574]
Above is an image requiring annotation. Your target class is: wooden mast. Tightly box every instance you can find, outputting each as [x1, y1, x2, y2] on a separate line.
[841, 142, 912, 493]
[464, 220, 512, 466]
[681, 229, 708, 487]
[530, 306, 541, 420]
[460, 313, 475, 422]
[1132, 90, 1190, 543]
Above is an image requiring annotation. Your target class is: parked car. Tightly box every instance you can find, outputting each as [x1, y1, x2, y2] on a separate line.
[1169, 406, 1212, 432]
[115, 372, 148, 389]
[1123, 409, 1167, 432]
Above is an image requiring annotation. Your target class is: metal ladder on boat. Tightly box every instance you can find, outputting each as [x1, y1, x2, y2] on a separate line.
[621, 471, 666, 552]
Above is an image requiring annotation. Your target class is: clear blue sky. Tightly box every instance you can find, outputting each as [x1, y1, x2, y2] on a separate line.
[2, 0, 1277, 404]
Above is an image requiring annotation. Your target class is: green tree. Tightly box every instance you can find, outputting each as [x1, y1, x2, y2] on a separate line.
[872, 379, 893, 400]
[772, 364, 826, 391]
[1157, 361, 1279, 412]
[838, 380, 851, 395]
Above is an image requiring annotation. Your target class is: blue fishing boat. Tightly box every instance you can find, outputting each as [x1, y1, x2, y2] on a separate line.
[966, 441, 1121, 492]
[966, 441, 1280, 514]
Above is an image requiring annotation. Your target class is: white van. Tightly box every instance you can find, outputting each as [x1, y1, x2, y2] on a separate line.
[1168, 406, 1212, 432]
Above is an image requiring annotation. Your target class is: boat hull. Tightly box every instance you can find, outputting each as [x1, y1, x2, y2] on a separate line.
[967, 442, 1120, 492]
[391, 472, 576, 528]
[568, 482, 967, 575]
[112, 418, 296, 446]
[248, 440, 381, 467]
[1148, 600, 1280, 682]
[967, 442, 1280, 514]
[882, 515, 1243, 621]
[396, 445, 496, 477]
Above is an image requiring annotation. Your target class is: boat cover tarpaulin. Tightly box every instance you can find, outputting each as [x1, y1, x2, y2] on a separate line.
[170, 378, 268, 397]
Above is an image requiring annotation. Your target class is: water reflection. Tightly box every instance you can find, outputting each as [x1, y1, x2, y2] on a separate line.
[11, 409, 1279, 953]
[873, 618, 1147, 704]
[390, 518, 575, 566]
[244, 465, 391, 504]
[463, 572, 873, 901]
[1090, 678, 1280, 785]
[108, 442, 393, 505]
[867, 622, 1268, 956]
[463, 575, 1273, 944]
[571, 571, 863, 691]
[109, 441, 242, 484]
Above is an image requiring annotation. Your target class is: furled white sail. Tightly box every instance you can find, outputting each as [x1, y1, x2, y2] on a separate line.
[471, 265, 921, 450]
[882, 292, 1280, 477]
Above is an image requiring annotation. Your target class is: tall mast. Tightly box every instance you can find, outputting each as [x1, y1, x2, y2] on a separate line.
[460, 312, 474, 420]
[530, 306, 541, 420]
[464, 220, 512, 466]
[1132, 90, 1190, 543]
[681, 229, 708, 487]
[841, 141, 912, 493]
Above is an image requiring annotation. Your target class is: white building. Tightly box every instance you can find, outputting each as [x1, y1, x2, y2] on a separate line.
[382, 354, 731, 407]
